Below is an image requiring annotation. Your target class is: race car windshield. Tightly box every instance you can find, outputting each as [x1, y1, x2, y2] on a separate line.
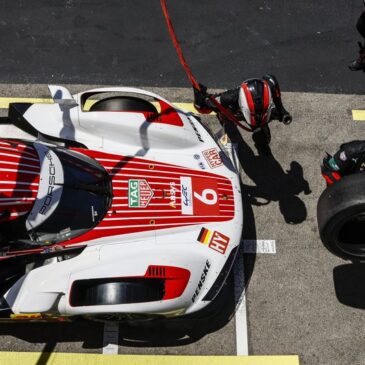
[25, 143, 112, 245]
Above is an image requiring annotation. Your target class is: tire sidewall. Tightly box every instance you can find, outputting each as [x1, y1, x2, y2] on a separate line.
[321, 203, 365, 261]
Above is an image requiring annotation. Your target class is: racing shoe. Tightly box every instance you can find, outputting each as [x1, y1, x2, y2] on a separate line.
[348, 42, 365, 71]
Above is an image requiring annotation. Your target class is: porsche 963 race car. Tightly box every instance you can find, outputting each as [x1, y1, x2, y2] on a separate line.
[0, 85, 243, 320]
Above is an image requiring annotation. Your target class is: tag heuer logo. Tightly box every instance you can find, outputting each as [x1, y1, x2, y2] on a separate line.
[128, 179, 154, 208]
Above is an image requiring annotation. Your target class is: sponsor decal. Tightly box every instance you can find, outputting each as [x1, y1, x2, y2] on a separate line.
[180, 176, 219, 216]
[193, 153, 207, 170]
[202, 148, 223, 169]
[40, 151, 56, 215]
[339, 151, 347, 161]
[198, 162, 206, 170]
[128, 179, 154, 208]
[180, 176, 193, 215]
[197, 228, 230, 255]
[188, 118, 204, 143]
[26, 143, 64, 231]
[169, 181, 177, 208]
[192, 260, 211, 302]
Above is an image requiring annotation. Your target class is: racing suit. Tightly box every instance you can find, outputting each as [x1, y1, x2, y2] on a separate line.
[322, 140, 365, 184]
[193, 74, 291, 154]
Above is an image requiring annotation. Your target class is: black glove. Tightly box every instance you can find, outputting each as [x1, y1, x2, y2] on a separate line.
[193, 83, 209, 109]
[281, 112, 292, 125]
[321, 154, 342, 185]
[278, 106, 292, 124]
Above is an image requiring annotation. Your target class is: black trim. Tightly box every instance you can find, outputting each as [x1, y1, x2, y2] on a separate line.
[203, 246, 239, 301]
[70, 278, 165, 306]
[0, 297, 12, 318]
[9, 103, 38, 136]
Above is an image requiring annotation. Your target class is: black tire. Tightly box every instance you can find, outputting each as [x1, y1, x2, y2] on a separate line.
[317, 173, 365, 261]
[70, 279, 164, 306]
[89, 96, 157, 113]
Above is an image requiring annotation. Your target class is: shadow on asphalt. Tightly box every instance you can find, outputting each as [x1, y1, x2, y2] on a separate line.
[225, 122, 311, 225]
[333, 263, 365, 309]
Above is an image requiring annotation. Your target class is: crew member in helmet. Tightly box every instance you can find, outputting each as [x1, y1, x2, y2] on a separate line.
[349, 1, 365, 71]
[321, 140, 365, 185]
[193, 74, 292, 154]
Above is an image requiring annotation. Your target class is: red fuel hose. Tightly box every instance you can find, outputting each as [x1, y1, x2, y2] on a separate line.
[160, 0, 251, 131]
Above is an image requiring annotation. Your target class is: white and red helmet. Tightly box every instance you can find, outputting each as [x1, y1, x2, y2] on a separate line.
[238, 79, 273, 129]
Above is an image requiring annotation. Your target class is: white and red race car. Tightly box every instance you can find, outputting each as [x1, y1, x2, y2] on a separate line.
[0, 86, 243, 320]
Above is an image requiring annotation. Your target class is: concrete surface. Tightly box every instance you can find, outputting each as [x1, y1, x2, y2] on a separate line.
[0, 85, 363, 365]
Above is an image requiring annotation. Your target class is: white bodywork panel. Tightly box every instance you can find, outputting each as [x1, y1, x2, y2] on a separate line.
[2, 86, 243, 318]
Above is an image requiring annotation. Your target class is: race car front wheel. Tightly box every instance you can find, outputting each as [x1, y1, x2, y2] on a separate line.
[317, 173, 365, 261]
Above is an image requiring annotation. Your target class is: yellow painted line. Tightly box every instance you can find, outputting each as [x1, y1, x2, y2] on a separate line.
[0, 97, 208, 114]
[0, 97, 53, 109]
[352, 109, 365, 121]
[0, 353, 300, 365]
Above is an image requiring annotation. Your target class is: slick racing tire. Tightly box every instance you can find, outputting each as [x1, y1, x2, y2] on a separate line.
[317, 173, 365, 261]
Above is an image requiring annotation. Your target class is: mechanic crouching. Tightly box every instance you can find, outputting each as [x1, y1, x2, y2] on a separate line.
[321, 140, 365, 185]
[193, 74, 292, 155]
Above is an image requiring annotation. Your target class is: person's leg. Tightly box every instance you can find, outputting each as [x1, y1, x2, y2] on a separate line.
[252, 125, 272, 156]
[349, 11, 365, 71]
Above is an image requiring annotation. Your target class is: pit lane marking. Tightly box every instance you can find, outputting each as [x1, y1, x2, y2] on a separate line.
[352, 110, 365, 121]
[234, 248, 249, 356]
[234, 240, 276, 355]
[102, 322, 119, 355]
[0, 97, 200, 114]
[0, 352, 300, 364]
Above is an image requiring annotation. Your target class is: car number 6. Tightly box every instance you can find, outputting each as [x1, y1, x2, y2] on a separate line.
[194, 189, 218, 205]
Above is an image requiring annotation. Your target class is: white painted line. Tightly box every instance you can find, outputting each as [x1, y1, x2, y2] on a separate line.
[233, 247, 249, 356]
[243, 240, 276, 254]
[102, 322, 119, 355]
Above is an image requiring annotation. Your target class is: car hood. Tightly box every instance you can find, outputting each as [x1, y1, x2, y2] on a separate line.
[63, 148, 235, 244]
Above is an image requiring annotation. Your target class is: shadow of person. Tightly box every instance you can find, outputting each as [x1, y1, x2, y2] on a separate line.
[224, 122, 311, 225]
[333, 263, 365, 309]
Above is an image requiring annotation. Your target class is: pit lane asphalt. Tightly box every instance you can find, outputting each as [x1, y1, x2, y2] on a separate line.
[0, 85, 364, 365]
[0, 0, 364, 94]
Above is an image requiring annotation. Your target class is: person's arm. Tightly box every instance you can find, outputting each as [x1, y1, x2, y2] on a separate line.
[193, 85, 239, 114]
[333, 140, 365, 173]
[263, 74, 292, 124]
[321, 140, 365, 185]
[193, 84, 214, 114]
